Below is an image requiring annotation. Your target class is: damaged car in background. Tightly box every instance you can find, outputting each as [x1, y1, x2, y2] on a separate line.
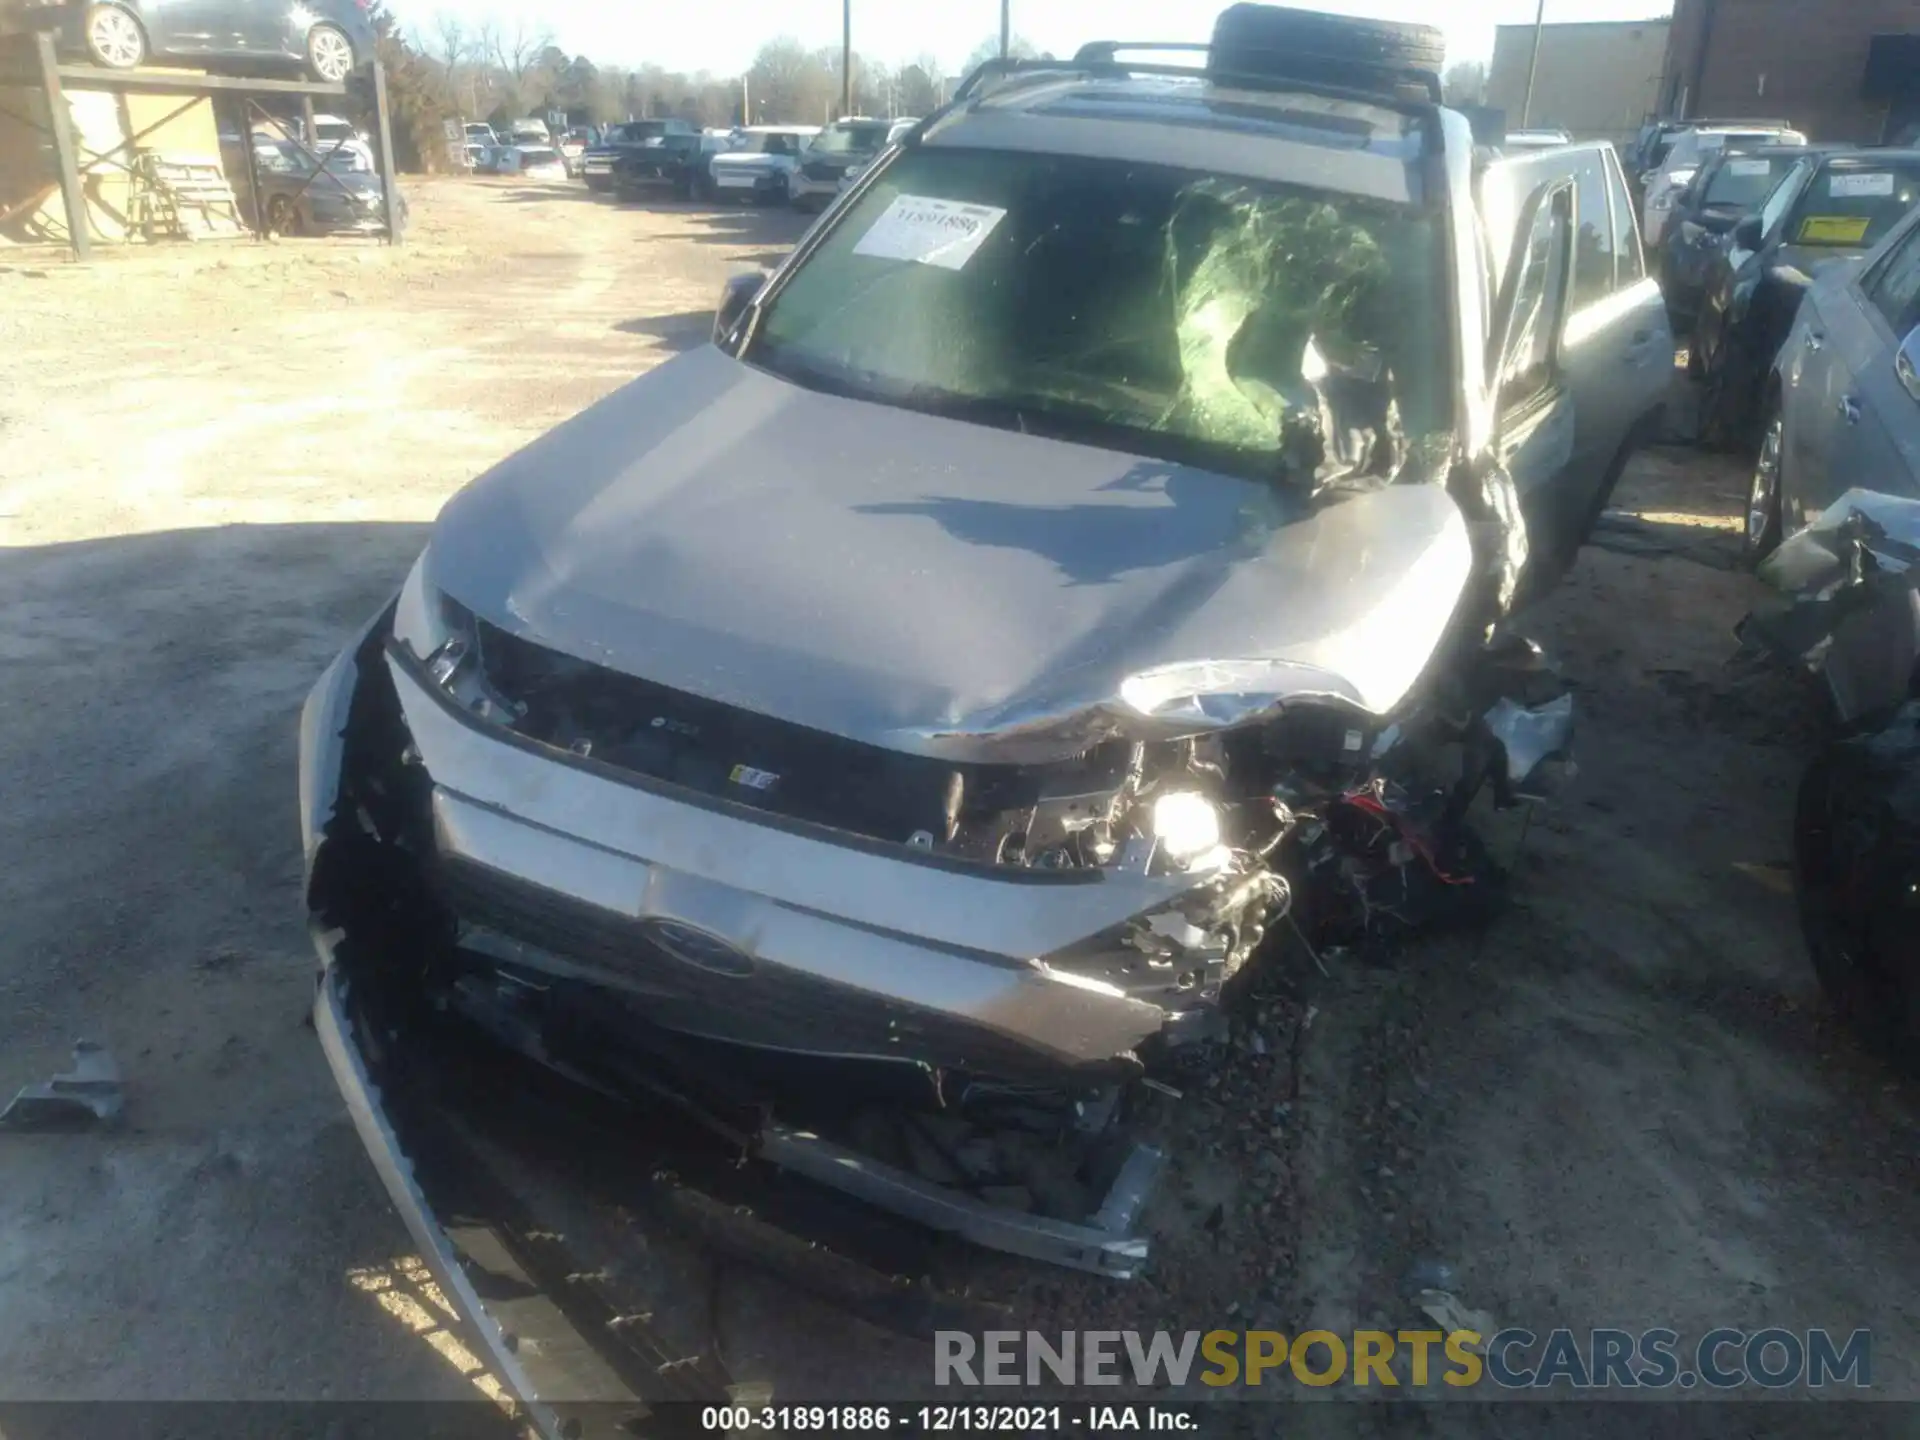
[299, 3, 1663, 1422]
[1737, 200, 1920, 1069]
[1741, 491, 1920, 1070]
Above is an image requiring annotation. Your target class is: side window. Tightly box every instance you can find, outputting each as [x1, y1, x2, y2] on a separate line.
[1571, 154, 1616, 310]
[1865, 221, 1920, 335]
[1757, 162, 1809, 241]
[1499, 186, 1573, 410]
[1605, 150, 1646, 284]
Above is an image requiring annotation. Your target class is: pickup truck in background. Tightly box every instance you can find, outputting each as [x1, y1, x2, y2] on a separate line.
[610, 125, 721, 202]
[581, 118, 701, 193]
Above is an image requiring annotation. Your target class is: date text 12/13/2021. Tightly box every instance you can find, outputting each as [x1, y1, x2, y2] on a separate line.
[699, 1405, 1200, 1431]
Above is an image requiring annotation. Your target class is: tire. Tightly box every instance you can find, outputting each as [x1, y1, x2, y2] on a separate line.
[82, 3, 147, 69]
[1208, 4, 1444, 88]
[305, 23, 355, 84]
[1795, 716, 1920, 1072]
[1744, 392, 1786, 565]
[585, 176, 612, 193]
[264, 193, 300, 237]
[1696, 341, 1736, 452]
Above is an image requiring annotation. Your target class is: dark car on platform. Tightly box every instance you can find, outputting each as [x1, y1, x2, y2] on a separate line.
[48, 0, 372, 81]
[1658, 144, 1816, 326]
[1695, 148, 1920, 450]
[248, 139, 402, 235]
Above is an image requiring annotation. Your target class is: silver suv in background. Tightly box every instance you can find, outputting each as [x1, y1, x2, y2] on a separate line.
[1642, 122, 1806, 249]
[1754, 201, 1920, 560]
[789, 116, 896, 210]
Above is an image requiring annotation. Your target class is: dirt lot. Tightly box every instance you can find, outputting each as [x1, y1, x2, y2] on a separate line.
[2, 177, 1918, 1421]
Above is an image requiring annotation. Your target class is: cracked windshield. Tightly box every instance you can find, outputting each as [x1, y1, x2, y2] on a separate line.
[753, 147, 1450, 487]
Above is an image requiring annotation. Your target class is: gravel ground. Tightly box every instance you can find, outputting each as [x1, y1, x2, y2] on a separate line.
[1, 178, 1917, 1423]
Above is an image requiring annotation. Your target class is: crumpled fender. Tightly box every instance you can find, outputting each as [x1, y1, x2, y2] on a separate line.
[1445, 454, 1528, 626]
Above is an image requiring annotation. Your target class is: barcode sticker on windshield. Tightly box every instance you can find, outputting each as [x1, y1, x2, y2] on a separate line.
[1830, 172, 1896, 198]
[852, 195, 1007, 270]
[1729, 159, 1772, 177]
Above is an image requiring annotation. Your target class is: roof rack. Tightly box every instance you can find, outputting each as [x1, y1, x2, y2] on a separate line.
[949, 41, 1443, 116]
[1672, 117, 1794, 129]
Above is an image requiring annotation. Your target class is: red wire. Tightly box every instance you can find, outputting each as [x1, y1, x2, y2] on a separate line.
[1338, 791, 1473, 886]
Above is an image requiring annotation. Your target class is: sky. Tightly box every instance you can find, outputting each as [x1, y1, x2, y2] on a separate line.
[391, 0, 1677, 79]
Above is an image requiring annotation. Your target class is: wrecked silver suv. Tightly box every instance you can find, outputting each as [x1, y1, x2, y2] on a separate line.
[302, 9, 1635, 1421]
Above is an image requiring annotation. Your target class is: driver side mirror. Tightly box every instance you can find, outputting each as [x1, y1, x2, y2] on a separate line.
[1732, 214, 1764, 250]
[713, 269, 769, 347]
[1898, 325, 1920, 405]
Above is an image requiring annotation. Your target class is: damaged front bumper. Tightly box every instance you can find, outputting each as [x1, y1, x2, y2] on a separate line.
[306, 597, 1261, 1081]
[301, 603, 1204, 1417]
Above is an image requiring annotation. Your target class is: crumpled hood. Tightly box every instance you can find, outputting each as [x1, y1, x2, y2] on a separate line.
[431, 347, 1472, 763]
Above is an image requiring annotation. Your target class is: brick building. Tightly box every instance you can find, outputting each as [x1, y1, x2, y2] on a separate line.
[1660, 0, 1920, 143]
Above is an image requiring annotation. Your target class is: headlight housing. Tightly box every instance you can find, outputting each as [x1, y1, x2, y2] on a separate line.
[392, 545, 480, 690]
[391, 546, 451, 660]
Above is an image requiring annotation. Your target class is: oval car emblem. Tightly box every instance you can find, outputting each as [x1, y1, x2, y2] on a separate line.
[643, 919, 754, 977]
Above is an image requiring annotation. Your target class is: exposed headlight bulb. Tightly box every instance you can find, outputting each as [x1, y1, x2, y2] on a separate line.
[1151, 791, 1221, 862]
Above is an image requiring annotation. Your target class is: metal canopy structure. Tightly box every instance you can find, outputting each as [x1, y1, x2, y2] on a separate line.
[0, 31, 402, 260]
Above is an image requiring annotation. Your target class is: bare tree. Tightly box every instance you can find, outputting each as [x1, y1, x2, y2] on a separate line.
[1443, 60, 1488, 107]
[424, 12, 472, 114]
[895, 57, 942, 116]
[962, 34, 1039, 74]
[481, 16, 556, 113]
[749, 37, 833, 123]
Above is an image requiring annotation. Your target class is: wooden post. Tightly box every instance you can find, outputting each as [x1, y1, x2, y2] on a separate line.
[1520, 0, 1547, 129]
[840, 0, 852, 117]
[33, 32, 89, 260]
[369, 59, 403, 245]
[240, 99, 267, 239]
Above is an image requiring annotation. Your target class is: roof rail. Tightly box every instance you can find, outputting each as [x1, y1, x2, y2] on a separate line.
[949, 44, 1443, 112]
[1674, 117, 1794, 129]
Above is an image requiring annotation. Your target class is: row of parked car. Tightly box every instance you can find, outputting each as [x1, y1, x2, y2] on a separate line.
[577, 115, 918, 209]
[1626, 119, 1920, 564]
[1618, 115, 1920, 1065]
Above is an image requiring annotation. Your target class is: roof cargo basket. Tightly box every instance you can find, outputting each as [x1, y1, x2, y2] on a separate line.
[1206, 4, 1444, 103]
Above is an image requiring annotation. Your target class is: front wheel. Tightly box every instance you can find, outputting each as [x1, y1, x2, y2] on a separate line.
[1744, 396, 1786, 565]
[305, 23, 355, 83]
[1796, 724, 1920, 1072]
[264, 193, 301, 236]
[1697, 339, 1738, 451]
[83, 4, 147, 68]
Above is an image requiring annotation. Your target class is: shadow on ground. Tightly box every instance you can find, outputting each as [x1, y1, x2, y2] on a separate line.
[612, 310, 713, 351]
[494, 187, 602, 205]
[648, 206, 812, 249]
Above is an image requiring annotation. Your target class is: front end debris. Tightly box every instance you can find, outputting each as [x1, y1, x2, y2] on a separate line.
[302, 571, 1575, 1366]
